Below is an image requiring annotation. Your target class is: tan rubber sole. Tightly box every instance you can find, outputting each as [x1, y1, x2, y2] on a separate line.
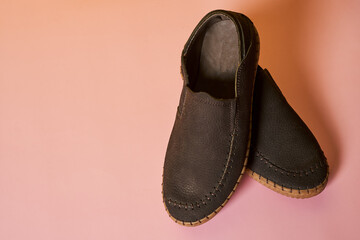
[246, 168, 329, 198]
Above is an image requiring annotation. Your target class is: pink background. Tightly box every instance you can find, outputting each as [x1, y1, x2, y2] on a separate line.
[1, 0, 359, 239]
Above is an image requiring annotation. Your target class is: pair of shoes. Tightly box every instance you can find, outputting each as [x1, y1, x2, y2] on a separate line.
[162, 10, 329, 226]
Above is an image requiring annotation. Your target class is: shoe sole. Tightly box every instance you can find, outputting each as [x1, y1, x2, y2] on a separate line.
[246, 168, 329, 198]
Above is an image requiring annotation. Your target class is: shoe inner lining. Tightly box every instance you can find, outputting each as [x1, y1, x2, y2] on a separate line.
[193, 20, 239, 99]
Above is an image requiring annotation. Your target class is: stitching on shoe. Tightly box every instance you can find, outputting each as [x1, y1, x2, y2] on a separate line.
[163, 13, 257, 224]
[254, 150, 327, 177]
[165, 99, 250, 210]
[166, 102, 237, 209]
[166, 133, 235, 209]
[246, 169, 329, 198]
[179, 89, 187, 117]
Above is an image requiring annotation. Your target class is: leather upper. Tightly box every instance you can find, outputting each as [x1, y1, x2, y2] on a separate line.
[248, 67, 329, 190]
[163, 10, 259, 223]
[163, 86, 238, 221]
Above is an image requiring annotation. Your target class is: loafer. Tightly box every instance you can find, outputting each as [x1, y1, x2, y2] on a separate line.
[162, 10, 259, 226]
[247, 66, 329, 198]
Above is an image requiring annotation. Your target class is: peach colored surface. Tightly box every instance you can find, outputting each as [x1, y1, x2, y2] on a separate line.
[0, 0, 359, 239]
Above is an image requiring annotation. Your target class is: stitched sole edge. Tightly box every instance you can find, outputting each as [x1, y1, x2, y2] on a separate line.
[245, 168, 329, 199]
[162, 127, 252, 227]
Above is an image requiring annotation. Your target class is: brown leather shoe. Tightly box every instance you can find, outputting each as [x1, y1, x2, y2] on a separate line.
[247, 66, 329, 198]
[162, 10, 259, 226]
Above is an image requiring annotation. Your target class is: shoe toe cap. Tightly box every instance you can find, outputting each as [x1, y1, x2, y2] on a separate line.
[248, 146, 329, 197]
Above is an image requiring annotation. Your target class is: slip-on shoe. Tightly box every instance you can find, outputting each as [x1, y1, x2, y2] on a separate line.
[247, 67, 329, 198]
[162, 10, 260, 226]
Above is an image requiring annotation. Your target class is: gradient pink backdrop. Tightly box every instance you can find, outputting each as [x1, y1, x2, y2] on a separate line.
[1, 0, 359, 239]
